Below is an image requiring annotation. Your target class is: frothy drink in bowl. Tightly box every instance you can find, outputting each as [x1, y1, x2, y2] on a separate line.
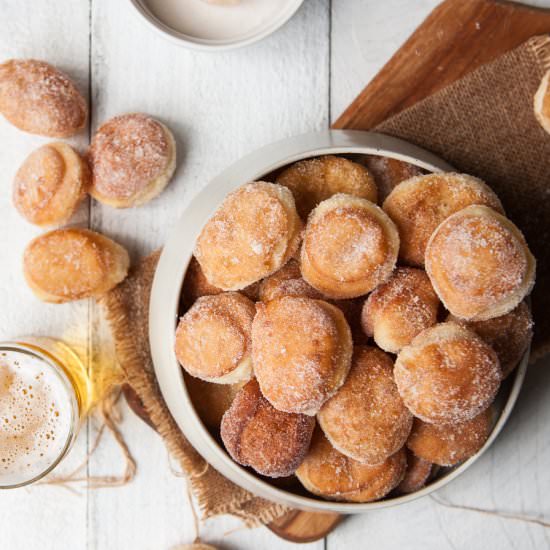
[0, 338, 90, 488]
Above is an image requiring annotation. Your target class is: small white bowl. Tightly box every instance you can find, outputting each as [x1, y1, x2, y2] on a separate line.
[129, 0, 304, 51]
[149, 130, 529, 513]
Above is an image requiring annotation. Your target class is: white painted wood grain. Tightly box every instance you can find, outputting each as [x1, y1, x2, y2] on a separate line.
[87, 1, 328, 549]
[0, 2, 90, 550]
[2, 1, 550, 549]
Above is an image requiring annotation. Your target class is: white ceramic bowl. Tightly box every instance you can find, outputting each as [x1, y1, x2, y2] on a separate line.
[149, 130, 529, 513]
[129, 0, 304, 51]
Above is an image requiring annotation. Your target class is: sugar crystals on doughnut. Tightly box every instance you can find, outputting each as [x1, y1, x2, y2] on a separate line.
[362, 155, 423, 202]
[447, 302, 532, 379]
[383, 173, 504, 266]
[426, 205, 536, 321]
[220, 379, 315, 478]
[13, 142, 89, 227]
[88, 113, 176, 208]
[276, 155, 377, 218]
[183, 372, 244, 431]
[394, 322, 501, 424]
[252, 296, 352, 416]
[0, 59, 87, 137]
[407, 409, 493, 466]
[23, 228, 129, 303]
[396, 450, 433, 494]
[195, 182, 303, 291]
[296, 428, 407, 503]
[318, 346, 412, 465]
[175, 292, 255, 384]
[301, 194, 399, 299]
[258, 259, 322, 302]
[361, 267, 440, 353]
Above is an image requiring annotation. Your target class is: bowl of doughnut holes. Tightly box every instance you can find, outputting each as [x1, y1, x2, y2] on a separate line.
[149, 130, 534, 513]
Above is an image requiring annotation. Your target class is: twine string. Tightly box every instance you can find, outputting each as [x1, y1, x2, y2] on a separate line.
[431, 494, 550, 528]
[38, 388, 136, 489]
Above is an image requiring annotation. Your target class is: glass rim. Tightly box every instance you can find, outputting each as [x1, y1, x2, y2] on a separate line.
[0, 341, 80, 489]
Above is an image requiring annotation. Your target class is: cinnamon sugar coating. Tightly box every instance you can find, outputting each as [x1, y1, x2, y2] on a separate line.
[183, 372, 244, 431]
[318, 346, 413, 465]
[426, 205, 536, 321]
[182, 256, 261, 308]
[407, 409, 493, 466]
[383, 173, 504, 266]
[301, 194, 399, 299]
[13, 142, 89, 227]
[296, 428, 407, 503]
[23, 228, 129, 303]
[88, 113, 176, 208]
[362, 155, 423, 202]
[220, 379, 315, 478]
[276, 155, 377, 218]
[447, 302, 533, 378]
[396, 450, 433, 494]
[258, 259, 322, 302]
[394, 323, 501, 424]
[195, 182, 303, 291]
[0, 59, 87, 137]
[175, 293, 255, 384]
[361, 267, 440, 353]
[252, 296, 352, 416]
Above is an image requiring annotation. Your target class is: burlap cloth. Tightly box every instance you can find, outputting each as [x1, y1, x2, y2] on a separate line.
[101, 36, 550, 527]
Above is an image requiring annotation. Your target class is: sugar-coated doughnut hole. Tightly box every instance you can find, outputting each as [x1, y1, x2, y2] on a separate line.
[276, 155, 377, 218]
[0, 59, 87, 137]
[383, 173, 504, 266]
[394, 322, 501, 424]
[301, 194, 399, 299]
[13, 142, 89, 227]
[407, 408, 493, 466]
[252, 296, 352, 416]
[175, 292, 255, 384]
[361, 267, 440, 353]
[362, 155, 423, 202]
[195, 182, 303, 291]
[396, 449, 433, 494]
[426, 205, 535, 321]
[23, 228, 129, 303]
[318, 346, 412, 465]
[296, 428, 407, 503]
[447, 301, 533, 378]
[220, 379, 315, 478]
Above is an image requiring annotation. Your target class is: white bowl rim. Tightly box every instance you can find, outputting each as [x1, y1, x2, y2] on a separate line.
[149, 129, 528, 513]
[128, 0, 305, 51]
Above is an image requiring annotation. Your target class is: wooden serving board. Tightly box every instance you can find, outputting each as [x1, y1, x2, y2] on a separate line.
[127, 0, 550, 543]
[333, 0, 550, 130]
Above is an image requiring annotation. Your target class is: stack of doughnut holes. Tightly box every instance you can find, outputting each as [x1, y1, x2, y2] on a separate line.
[175, 154, 535, 502]
[0, 58, 177, 302]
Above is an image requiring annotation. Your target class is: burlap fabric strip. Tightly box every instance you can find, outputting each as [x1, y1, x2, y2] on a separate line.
[101, 36, 550, 527]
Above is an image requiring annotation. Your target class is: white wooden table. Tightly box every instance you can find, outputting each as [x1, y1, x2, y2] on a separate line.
[1, 1, 550, 548]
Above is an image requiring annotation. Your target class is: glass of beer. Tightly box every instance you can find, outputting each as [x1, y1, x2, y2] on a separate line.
[0, 337, 90, 489]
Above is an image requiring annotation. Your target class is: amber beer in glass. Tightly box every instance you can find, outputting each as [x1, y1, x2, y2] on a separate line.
[0, 337, 91, 488]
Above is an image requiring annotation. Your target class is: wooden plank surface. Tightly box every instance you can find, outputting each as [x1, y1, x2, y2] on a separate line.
[0, 2, 90, 550]
[87, 1, 328, 549]
[333, 0, 550, 130]
[1, 1, 550, 549]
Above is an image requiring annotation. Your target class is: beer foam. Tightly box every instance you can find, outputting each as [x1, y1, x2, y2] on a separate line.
[0, 349, 74, 486]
